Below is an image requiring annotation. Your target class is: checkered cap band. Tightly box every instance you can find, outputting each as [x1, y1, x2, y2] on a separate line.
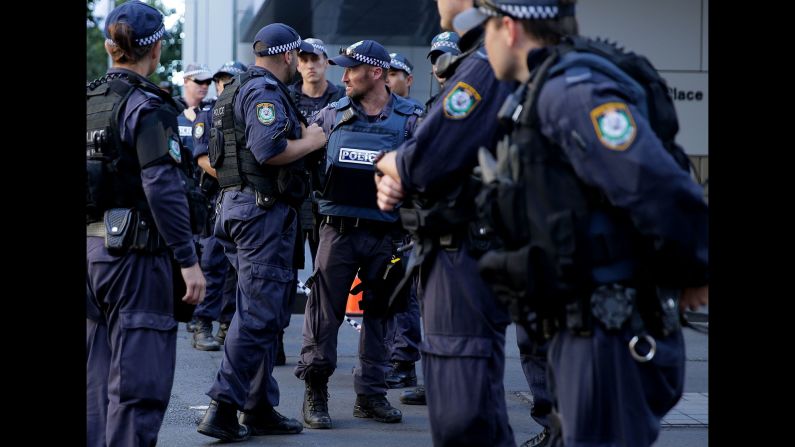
[480, 3, 562, 19]
[105, 23, 165, 47]
[310, 42, 326, 54]
[342, 49, 390, 69]
[389, 59, 412, 74]
[431, 40, 460, 51]
[183, 68, 212, 78]
[263, 38, 303, 55]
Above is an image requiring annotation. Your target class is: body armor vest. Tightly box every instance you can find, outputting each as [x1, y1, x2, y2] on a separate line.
[86, 73, 182, 224]
[209, 70, 307, 207]
[318, 95, 420, 222]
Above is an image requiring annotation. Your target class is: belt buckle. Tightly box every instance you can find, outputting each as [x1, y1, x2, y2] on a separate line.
[590, 284, 635, 330]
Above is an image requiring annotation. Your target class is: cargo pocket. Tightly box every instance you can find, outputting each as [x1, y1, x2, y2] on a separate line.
[118, 311, 177, 404]
[240, 263, 293, 332]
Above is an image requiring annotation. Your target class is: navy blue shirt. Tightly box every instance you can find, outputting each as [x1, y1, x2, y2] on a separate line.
[192, 100, 213, 160]
[234, 65, 303, 163]
[396, 27, 513, 199]
[531, 49, 708, 283]
[288, 80, 345, 123]
[108, 68, 198, 267]
[312, 91, 419, 138]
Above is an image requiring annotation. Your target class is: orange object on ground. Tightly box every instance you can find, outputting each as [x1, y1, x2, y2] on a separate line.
[346, 276, 363, 316]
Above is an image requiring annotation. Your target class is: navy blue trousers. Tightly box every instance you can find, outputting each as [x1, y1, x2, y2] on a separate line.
[516, 324, 552, 429]
[547, 325, 685, 447]
[206, 190, 296, 411]
[294, 221, 395, 396]
[86, 237, 177, 447]
[193, 233, 236, 323]
[420, 247, 515, 447]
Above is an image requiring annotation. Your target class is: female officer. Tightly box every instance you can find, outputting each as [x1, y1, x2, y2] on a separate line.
[86, 2, 206, 446]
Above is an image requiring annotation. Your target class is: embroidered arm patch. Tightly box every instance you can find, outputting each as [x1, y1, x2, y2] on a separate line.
[256, 102, 276, 125]
[443, 81, 482, 119]
[589, 102, 637, 151]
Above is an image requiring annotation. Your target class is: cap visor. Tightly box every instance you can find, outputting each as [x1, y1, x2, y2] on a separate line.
[453, 8, 489, 35]
[328, 55, 361, 67]
[192, 73, 213, 81]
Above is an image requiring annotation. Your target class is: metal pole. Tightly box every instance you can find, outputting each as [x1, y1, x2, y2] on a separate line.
[107, 0, 114, 69]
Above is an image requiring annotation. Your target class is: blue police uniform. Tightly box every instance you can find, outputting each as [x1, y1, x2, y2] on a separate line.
[86, 2, 198, 446]
[293, 39, 419, 427]
[207, 63, 301, 407]
[388, 52, 426, 113]
[537, 48, 702, 447]
[382, 51, 423, 386]
[197, 23, 313, 442]
[288, 38, 346, 274]
[458, 3, 708, 446]
[191, 95, 236, 344]
[394, 25, 516, 446]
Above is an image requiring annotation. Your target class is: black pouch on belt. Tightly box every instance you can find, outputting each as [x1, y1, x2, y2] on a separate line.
[104, 208, 135, 254]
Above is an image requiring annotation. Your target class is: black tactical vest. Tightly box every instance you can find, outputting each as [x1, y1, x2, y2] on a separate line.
[209, 70, 308, 207]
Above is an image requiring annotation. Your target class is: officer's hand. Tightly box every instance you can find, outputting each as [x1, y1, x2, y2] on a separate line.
[679, 285, 708, 312]
[302, 123, 327, 151]
[181, 262, 206, 305]
[375, 174, 404, 211]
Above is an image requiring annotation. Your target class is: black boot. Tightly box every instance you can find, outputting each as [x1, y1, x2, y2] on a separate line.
[275, 331, 286, 366]
[385, 361, 417, 389]
[520, 427, 551, 447]
[197, 400, 250, 442]
[399, 385, 426, 405]
[302, 374, 332, 429]
[215, 322, 229, 345]
[353, 394, 402, 423]
[192, 318, 221, 351]
[239, 406, 303, 436]
[186, 316, 199, 332]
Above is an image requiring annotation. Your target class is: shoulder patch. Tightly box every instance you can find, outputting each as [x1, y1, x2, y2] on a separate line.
[443, 81, 482, 119]
[590, 102, 637, 151]
[256, 102, 276, 125]
[168, 137, 182, 163]
[193, 122, 205, 139]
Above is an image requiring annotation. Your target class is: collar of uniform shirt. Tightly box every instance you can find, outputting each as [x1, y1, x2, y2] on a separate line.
[526, 47, 551, 73]
[348, 89, 395, 122]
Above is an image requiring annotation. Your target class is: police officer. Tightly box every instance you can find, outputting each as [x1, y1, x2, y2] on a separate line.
[196, 23, 326, 442]
[374, 1, 515, 444]
[286, 38, 345, 366]
[381, 50, 424, 391]
[177, 63, 213, 162]
[426, 31, 461, 106]
[86, 2, 206, 446]
[456, 1, 709, 446]
[177, 63, 213, 338]
[386, 52, 425, 113]
[294, 39, 421, 429]
[188, 61, 248, 351]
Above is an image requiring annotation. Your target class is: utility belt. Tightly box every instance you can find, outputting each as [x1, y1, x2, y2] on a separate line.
[86, 208, 166, 255]
[563, 284, 681, 362]
[322, 214, 401, 236]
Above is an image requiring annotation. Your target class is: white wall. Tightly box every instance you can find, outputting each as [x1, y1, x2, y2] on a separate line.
[578, 0, 708, 155]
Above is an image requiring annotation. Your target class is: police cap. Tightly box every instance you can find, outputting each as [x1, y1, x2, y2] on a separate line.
[104, 0, 168, 47]
[454, 0, 576, 33]
[253, 23, 314, 57]
[329, 40, 391, 69]
[388, 53, 414, 75]
[213, 61, 248, 80]
[184, 63, 213, 81]
[427, 31, 461, 61]
[301, 38, 329, 57]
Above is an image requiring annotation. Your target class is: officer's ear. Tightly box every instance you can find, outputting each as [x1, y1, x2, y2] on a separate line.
[406, 73, 413, 88]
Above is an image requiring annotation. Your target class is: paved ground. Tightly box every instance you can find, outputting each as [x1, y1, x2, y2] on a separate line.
[160, 312, 708, 446]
